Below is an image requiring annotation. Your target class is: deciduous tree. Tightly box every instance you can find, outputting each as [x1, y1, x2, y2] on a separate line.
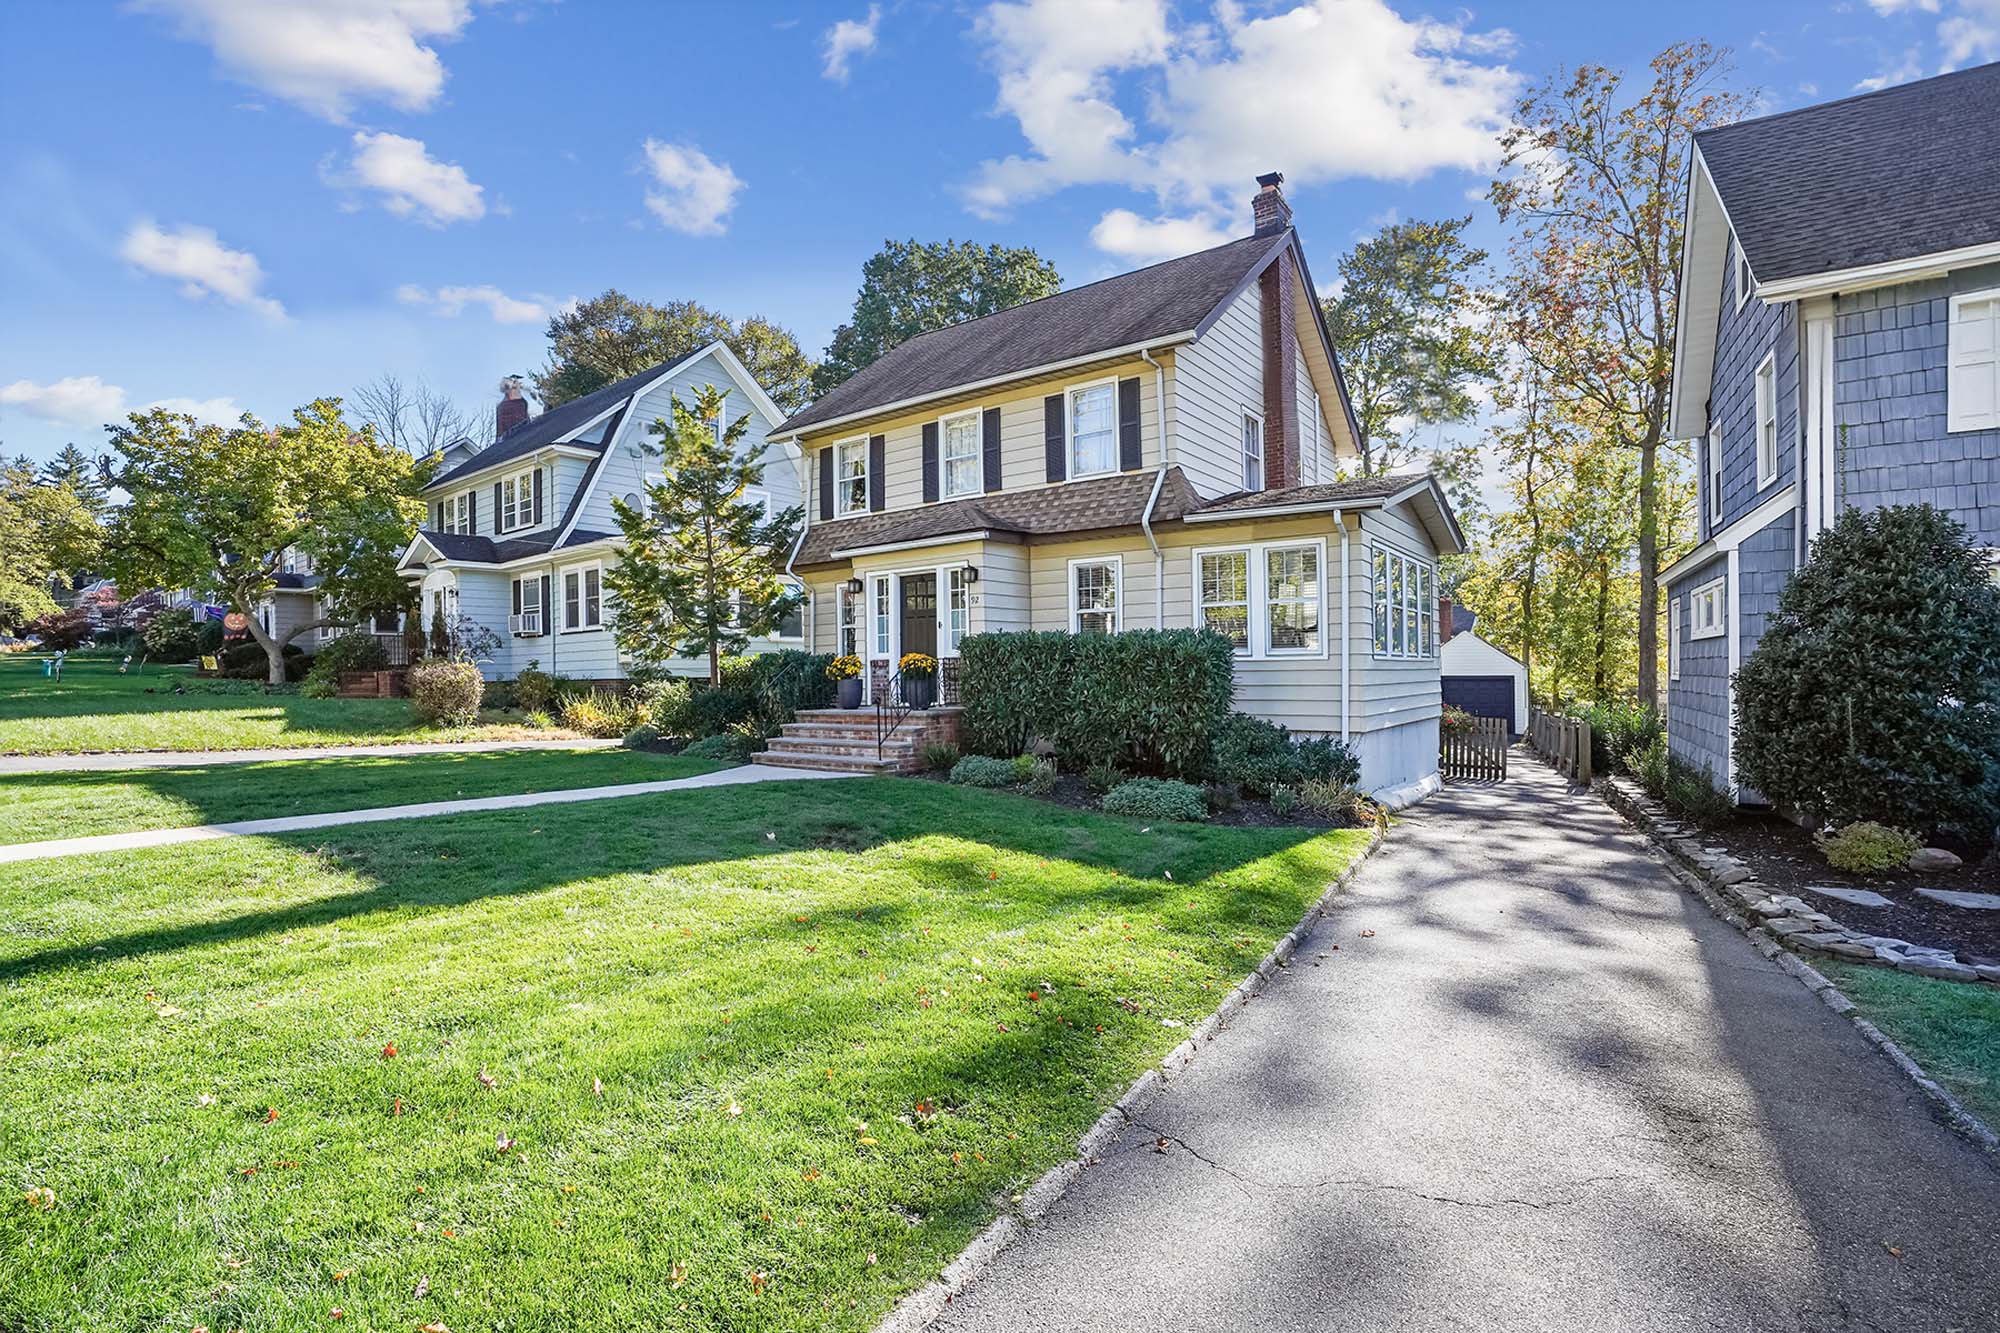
[0, 460, 101, 629]
[534, 291, 815, 415]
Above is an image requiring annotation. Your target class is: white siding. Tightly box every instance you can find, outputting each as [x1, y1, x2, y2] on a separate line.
[1349, 504, 1442, 731]
[1169, 283, 1262, 498]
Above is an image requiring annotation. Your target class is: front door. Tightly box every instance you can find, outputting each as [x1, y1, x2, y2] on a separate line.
[899, 573, 937, 662]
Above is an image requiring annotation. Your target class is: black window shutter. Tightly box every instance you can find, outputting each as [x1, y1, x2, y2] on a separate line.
[921, 422, 940, 503]
[819, 447, 835, 521]
[1118, 377, 1142, 471]
[532, 468, 544, 526]
[983, 407, 1002, 492]
[511, 579, 522, 616]
[1044, 395, 1066, 482]
[470, 489, 479, 534]
[540, 574, 551, 635]
[492, 482, 502, 532]
[868, 435, 886, 512]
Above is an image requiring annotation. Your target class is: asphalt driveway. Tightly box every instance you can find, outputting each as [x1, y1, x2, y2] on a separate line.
[929, 758, 2000, 1332]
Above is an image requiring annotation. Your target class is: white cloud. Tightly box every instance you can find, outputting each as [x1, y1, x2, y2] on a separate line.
[131, 0, 477, 122]
[0, 376, 127, 426]
[119, 220, 287, 320]
[0, 377, 240, 427]
[1089, 208, 1237, 262]
[962, 0, 1518, 236]
[333, 131, 485, 225]
[823, 5, 882, 82]
[396, 283, 552, 324]
[1855, 46, 1926, 89]
[639, 139, 744, 236]
[1859, 0, 2000, 78]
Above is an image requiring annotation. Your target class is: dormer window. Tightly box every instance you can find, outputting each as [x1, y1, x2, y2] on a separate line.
[500, 467, 538, 532]
[835, 438, 869, 516]
[1068, 380, 1117, 477]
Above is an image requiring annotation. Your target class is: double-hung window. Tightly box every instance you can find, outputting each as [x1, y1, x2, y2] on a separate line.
[1196, 541, 1325, 657]
[774, 580, 803, 639]
[1754, 353, 1777, 489]
[1198, 550, 1250, 649]
[1069, 382, 1116, 477]
[1241, 411, 1264, 491]
[1265, 545, 1320, 653]
[1371, 544, 1436, 660]
[1947, 287, 2000, 433]
[941, 411, 982, 498]
[444, 492, 472, 535]
[1688, 577, 1725, 639]
[1070, 558, 1120, 634]
[501, 467, 537, 531]
[511, 576, 545, 636]
[835, 439, 869, 516]
[562, 565, 602, 631]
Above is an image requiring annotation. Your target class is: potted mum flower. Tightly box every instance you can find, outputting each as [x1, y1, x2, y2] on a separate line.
[826, 654, 864, 709]
[899, 651, 938, 710]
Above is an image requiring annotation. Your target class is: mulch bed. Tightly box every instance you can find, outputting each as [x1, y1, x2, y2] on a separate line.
[911, 770, 1365, 831]
[1711, 808, 2000, 966]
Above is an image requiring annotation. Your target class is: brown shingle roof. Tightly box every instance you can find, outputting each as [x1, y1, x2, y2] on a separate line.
[1190, 473, 1415, 514]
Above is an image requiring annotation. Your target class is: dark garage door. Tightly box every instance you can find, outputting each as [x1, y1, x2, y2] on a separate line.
[1443, 675, 1516, 734]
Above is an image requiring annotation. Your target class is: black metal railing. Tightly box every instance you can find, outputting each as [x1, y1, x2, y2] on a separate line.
[874, 669, 915, 761]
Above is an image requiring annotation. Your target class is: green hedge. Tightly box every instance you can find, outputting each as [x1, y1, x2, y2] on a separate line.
[958, 629, 1234, 777]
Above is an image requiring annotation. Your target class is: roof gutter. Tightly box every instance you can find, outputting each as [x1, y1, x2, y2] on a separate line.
[1752, 237, 2000, 302]
[1139, 347, 1170, 628]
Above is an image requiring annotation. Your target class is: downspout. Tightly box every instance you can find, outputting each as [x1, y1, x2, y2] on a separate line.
[1139, 348, 1170, 627]
[784, 526, 810, 648]
[1337, 511, 1350, 742]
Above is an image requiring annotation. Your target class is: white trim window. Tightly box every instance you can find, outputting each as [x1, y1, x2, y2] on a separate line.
[1754, 352, 1778, 488]
[1669, 596, 1682, 682]
[444, 491, 472, 535]
[773, 580, 804, 640]
[1371, 543, 1436, 660]
[941, 410, 982, 498]
[1734, 241, 1753, 311]
[835, 438, 869, 516]
[501, 467, 538, 532]
[1197, 550, 1250, 649]
[1707, 424, 1724, 530]
[561, 564, 603, 631]
[946, 566, 971, 652]
[837, 583, 860, 657]
[1688, 577, 1725, 640]
[1069, 557, 1120, 634]
[871, 575, 891, 657]
[317, 598, 339, 641]
[1068, 380, 1117, 477]
[510, 575, 545, 637]
[1947, 287, 2000, 433]
[1241, 410, 1264, 491]
[1265, 544, 1321, 653]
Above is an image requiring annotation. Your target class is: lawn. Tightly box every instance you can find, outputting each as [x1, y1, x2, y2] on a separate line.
[0, 778, 1368, 1332]
[1818, 961, 2000, 1130]
[0, 655, 569, 754]
[0, 748, 723, 844]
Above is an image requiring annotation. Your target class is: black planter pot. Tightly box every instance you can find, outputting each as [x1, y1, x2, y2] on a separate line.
[837, 678, 863, 709]
[905, 676, 936, 710]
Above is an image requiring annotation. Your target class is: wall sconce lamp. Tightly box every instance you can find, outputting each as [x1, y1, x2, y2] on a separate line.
[845, 578, 865, 595]
[962, 565, 980, 583]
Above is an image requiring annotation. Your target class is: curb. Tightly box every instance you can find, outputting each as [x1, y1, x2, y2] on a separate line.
[1590, 770, 2000, 1161]
[872, 818, 1389, 1333]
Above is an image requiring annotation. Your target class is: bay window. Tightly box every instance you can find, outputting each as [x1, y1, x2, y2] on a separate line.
[942, 411, 982, 498]
[1371, 543, 1436, 660]
[1069, 382, 1116, 476]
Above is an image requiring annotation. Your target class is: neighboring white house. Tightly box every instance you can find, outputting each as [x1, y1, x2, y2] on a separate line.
[1439, 603, 1527, 736]
[396, 343, 805, 683]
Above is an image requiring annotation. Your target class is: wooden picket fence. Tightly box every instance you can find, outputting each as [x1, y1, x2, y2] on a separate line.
[1528, 707, 1593, 784]
[1439, 714, 1509, 782]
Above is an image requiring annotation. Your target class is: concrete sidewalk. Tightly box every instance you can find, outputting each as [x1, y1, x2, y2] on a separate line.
[928, 760, 2000, 1332]
[0, 738, 620, 774]
[0, 763, 851, 864]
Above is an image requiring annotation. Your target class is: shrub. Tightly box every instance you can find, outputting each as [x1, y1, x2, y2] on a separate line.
[1300, 778, 1372, 825]
[299, 673, 339, 699]
[622, 724, 661, 750]
[522, 709, 555, 730]
[1084, 762, 1124, 795]
[1022, 757, 1058, 796]
[958, 629, 1234, 776]
[1573, 700, 1662, 777]
[407, 660, 484, 726]
[26, 608, 92, 650]
[561, 691, 640, 739]
[948, 755, 1018, 788]
[1296, 735, 1361, 786]
[1209, 714, 1361, 794]
[683, 733, 750, 763]
[686, 686, 756, 738]
[174, 677, 262, 696]
[1101, 777, 1207, 822]
[312, 629, 390, 676]
[1735, 504, 2000, 839]
[1268, 784, 1299, 816]
[1814, 821, 1922, 873]
[633, 676, 693, 734]
[1440, 704, 1478, 739]
[1204, 781, 1240, 814]
[195, 620, 226, 655]
[921, 741, 962, 773]
[1662, 756, 1734, 826]
[140, 608, 202, 662]
[1010, 753, 1037, 783]
[514, 663, 556, 713]
[220, 641, 310, 681]
[746, 650, 836, 730]
[1631, 734, 1669, 800]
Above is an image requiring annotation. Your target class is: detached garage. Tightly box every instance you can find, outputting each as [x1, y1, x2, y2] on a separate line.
[1439, 602, 1527, 736]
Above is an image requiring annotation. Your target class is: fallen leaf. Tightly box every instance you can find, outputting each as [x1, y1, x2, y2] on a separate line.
[496, 1133, 516, 1154]
[866, 1251, 878, 1266]
[23, 1186, 55, 1210]
[670, 1262, 688, 1288]
[560, 1184, 576, 1193]
[802, 1168, 820, 1182]
[995, 1022, 1008, 1033]
[196, 1093, 217, 1107]
[419, 1323, 450, 1333]
[381, 1043, 398, 1059]
[726, 1100, 743, 1117]
[392, 1097, 404, 1117]
[333, 1270, 351, 1282]
[413, 1274, 430, 1299]
[330, 1309, 344, 1320]
[1360, 929, 1376, 938]
[858, 1136, 878, 1146]
[1884, 1243, 1904, 1258]
[156, 1005, 184, 1018]
[747, 1270, 769, 1293]
[476, 1068, 497, 1091]
[264, 1107, 279, 1123]
[441, 1228, 456, 1239]
[592, 1077, 603, 1098]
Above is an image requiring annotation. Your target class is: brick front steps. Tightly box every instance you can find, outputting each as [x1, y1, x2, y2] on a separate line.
[757, 706, 963, 775]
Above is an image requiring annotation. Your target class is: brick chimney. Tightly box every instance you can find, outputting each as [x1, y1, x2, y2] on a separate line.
[1439, 594, 1456, 644]
[1252, 171, 1292, 237]
[1256, 173, 1300, 488]
[495, 376, 529, 442]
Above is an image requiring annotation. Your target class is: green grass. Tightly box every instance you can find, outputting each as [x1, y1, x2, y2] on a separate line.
[1818, 961, 2000, 1129]
[0, 778, 1367, 1332]
[0, 656, 563, 755]
[0, 749, 724, 844]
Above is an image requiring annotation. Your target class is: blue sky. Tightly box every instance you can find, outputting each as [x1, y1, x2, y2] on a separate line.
[2, 0, 1993, 465]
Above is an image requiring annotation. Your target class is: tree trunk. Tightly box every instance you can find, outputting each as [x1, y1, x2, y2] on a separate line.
[1635, 425, 1661, 711]
[1592, 558, 1611, 701]
[233, 598, 288, 685]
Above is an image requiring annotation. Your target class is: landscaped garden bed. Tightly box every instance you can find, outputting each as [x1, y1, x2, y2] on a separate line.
[0, 777, 1369, 1332]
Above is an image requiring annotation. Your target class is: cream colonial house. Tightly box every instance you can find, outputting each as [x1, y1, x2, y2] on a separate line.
[396, 344, 805, 681]
[768, 175, 1463, 803]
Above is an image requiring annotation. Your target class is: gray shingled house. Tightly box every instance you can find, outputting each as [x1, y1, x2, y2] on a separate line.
[1662, 62, 2000, 797]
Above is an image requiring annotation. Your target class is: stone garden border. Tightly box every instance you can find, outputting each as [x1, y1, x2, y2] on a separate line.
[872, 818, 1388, 1333]
[1595, 771, 1999, 1158]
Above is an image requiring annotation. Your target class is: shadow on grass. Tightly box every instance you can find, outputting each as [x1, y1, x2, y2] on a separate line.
[0, 778, 1335, 985]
